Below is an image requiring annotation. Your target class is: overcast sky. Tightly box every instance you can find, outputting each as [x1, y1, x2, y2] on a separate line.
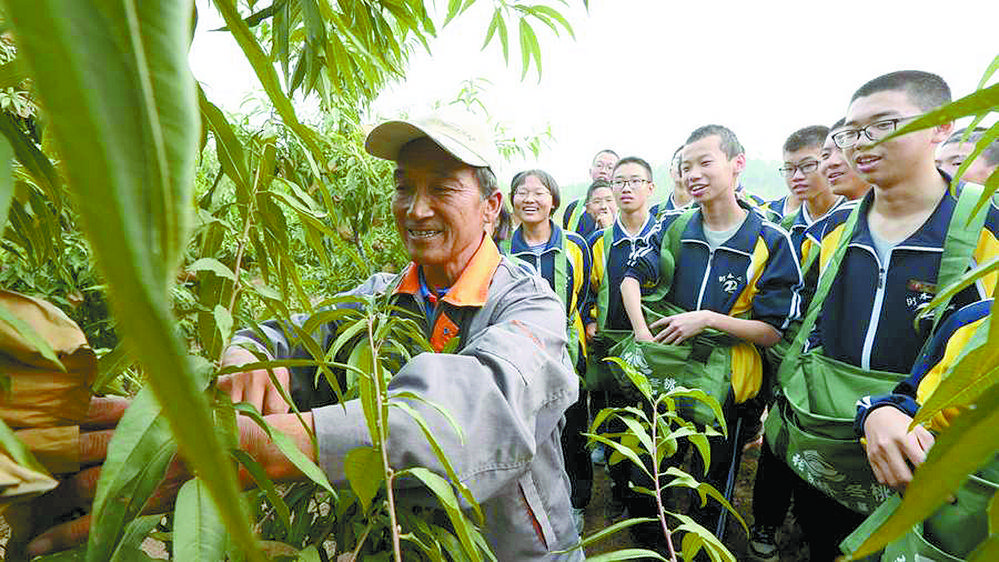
[190, 0, 999, 188]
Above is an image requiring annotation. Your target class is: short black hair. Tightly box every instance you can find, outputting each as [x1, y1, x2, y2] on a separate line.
[510, 169, 561, 213]
[585, 179, 612, 202]
[851, 70, 951, 112]
[830, 117, 846, 131]
[784, 125, 831, 153]
[592, 149, 619, 164]
[685, 125, 744, 159]
[944, 127, 988, 146]
[612, 156, 654, 181]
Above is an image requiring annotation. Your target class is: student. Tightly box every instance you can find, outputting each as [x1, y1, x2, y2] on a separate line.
[620, 124, 800, 541]
[853, 299, 993, 559]
[504, 169, 593, 534]
[563, 149, 620, 237]
[748, 125, 846, 561]
[937, 127, 999, 185]
[583, 179, 617, 231]
[765, 70, 999, 561]
[819, 118, 872, 201]
[780, 125, 847, 260]
[584, 156, 658, 514]
[661, 145, 693, 212]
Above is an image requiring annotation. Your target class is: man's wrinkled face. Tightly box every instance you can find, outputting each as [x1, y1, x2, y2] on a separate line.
[392, 138, 499, 282]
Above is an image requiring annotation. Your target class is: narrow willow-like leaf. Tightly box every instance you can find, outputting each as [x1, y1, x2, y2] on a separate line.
[496, 12, 509, 64]
[557, 517, 657, 551]
[850, 383, 999, 558]
[213, 0, 324, 161]
[885, 83, 999, 141]
[86, 389, 176, 562]
[976, 54, 999, 90]
[663, 467, 747, 533]
[0, 58, 28, 88]
[912, 317, 996, 425]
[585, 549, 668, 562]
[531, 6, 575, 39]
[175, 478, 228, 562]
[675, 512, 736, 562]
[0, 113, 61, 204]
[343, 445, 383, 512]
[233, 402, 334, 494]
[0, 133, 13, 234]
[604, 356, 652, 403]
[2, 1, 259, 558]
[198, 89, 250, 191]
[187, 256, 237, 281]
[108, 515, 161, 562]
[585, 433, 652, 479]
[403, 467, 484, 562]
[915, 256, 999, 329]
[231, 449, 291, 532]
[214, 304, 234, 344]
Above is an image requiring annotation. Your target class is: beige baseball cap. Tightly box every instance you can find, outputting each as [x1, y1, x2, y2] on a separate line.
[364, 109, 497, 169]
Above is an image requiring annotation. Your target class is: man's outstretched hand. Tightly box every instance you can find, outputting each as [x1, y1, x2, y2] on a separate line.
[217, 346, 292, 415]
[24, 394, 316, 557]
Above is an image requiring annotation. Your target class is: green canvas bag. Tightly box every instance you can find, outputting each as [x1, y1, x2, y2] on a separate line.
[606, 208, 760, 425]
[765, 184, 989, 514]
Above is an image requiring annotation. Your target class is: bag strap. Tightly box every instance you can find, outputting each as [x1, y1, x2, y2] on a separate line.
[596, 226, 615, 331]
[643, 207, 697, 304]
[779, 202, 864, 377]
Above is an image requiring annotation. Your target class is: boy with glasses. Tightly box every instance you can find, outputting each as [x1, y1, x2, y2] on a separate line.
[819, 118, 872, 201]
[766, 70, 999, 560]
[584, 156, 659, 517]
[564, 149, 620, 238]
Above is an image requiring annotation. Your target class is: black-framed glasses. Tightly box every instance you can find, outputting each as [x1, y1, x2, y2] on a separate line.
[611, 178, 650, 189]
[778, 159, 820, 177]
[831, 116, 922, 149]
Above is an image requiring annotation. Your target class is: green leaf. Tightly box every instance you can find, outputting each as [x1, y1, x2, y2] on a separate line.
[198, 89, 250, 191]
[662, 467, 747, 534]
[444, 0, 462, 26]
[530, 5, 575, 40]
[975, 54, 999, 90]
[481, 9, 500, 50]
[187, 257, 237, 281]
[583, 432, 652, 479]
[0, 129, 13, 234]
[175, 478, 228, 562]
[916, 256, 999, 331]
[0, 58, 28, 88]
[558, 517, 658, 551]
[86, 389, 176, 562]
[3, 1, 259, 558]
[0, 113, 61, 204]
[912, 315, 996, 426]
[403, 467, 484, 562]
[233, 402, 335, 494]
[604, 356, 652, 403]
[584, 549, 668, 562]
[214, 304, 234, 343]
[296, 545, 322, 562]
[850, 383, 999, 558]
[673, 510, 736, 562]
[496, 13, 509, 64]
[231, 449, 291, 533]
[109, 515, 162, 562]
[344, 445, 383, 511]
[886, 83, 999, 142]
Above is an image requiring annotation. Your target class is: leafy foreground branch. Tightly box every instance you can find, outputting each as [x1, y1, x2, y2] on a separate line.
[572, 357, 747, 562]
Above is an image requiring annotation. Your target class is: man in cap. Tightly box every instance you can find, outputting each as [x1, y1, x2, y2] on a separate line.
[26, 112, 583, 561]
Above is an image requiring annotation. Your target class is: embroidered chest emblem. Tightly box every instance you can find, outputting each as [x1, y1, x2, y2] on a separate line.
[718, 273, 741, 294]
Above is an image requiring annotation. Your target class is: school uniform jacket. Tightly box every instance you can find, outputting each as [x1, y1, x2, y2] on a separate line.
[506, 222, 592, 359]
[624, 205, 802, 335]
[809, 184, 999, 374]
[585, 213, 657, 331]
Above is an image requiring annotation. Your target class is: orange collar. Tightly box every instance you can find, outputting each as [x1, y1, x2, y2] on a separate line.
[394, 236, 501, 307]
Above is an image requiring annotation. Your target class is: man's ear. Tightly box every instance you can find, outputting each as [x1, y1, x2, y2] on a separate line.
[732, 153, 747, 175]
[483, 190, 502, 225]
[930, 121, 954, 145]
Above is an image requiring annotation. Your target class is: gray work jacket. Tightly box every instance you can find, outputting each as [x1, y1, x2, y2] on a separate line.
[232, 238, 583, 560]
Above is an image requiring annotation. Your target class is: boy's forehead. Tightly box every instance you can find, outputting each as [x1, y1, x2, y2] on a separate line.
[613, 162, 648, 177]
[682, 136, 723, 161]
[784, 146, 822, 163]
[588, 186, 613, 200]
[845, 89, 920, 125]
